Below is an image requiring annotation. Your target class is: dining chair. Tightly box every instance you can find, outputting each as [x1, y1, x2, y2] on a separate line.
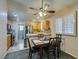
[43, 36, 62, 59]
[38, 34, 44, 40]
[56, 34, 62, 58]
[42, 37, 56, 59]
[27, 38, 39, 59]
[56, 34, 62, 41]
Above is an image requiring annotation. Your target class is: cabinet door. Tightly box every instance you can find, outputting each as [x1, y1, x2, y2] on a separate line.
[42, 20, 50, 30]
[7, 35, 11, 50]
[32, 22, 40, 32]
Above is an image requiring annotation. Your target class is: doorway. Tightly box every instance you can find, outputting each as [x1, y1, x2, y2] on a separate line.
[18, 24, 25, 42]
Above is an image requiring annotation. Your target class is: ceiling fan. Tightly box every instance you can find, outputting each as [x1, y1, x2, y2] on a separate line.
[28, 0, 55, 16]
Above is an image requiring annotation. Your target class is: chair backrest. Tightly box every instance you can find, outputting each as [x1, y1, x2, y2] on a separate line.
[49, 36, 62, 48]
[38, 34, 44, 40]
[49, 38, 56, 46]
[56, 34, 62, 39]
[38, 34, 44, 38]
[56, 34, 62, 42]
[48, 37, 57, 50]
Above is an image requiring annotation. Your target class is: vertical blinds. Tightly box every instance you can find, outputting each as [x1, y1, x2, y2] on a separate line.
[64, 14, 74, 34]
[56, 13, 75, 35]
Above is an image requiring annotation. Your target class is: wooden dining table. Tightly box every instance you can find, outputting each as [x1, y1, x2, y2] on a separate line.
[32, 39, 49, 59]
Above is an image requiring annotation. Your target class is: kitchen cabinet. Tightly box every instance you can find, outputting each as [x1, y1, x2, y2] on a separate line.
[32, 22, 40, 32]
[42, 20, 50, 30]
[7, 34, 12, 50]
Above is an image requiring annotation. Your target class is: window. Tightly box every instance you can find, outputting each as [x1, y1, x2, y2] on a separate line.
[56, 18, 62, 33]
[56, 12, 77, 36]
[19, 25, 24, 31]
[64, 14, 74, 34]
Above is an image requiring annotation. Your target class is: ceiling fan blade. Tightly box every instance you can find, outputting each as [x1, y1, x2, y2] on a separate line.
[33, 13, 38, 15]
[47, 10, 55, 13]
[29, 7, 38, 11]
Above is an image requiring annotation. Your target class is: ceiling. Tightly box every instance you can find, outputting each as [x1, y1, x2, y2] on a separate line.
[7, 0, 77, 22]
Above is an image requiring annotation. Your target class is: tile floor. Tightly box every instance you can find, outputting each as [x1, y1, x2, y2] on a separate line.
[4, 49, 76, 59]
[5, 39, 76, 59]
[7, 39, 27, 53]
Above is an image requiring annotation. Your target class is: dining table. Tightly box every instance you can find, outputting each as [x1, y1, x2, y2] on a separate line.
[32, 39, 49, 59]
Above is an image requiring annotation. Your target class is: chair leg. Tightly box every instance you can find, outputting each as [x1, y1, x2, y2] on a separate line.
[40, 48, 43, 59]
[57, 46, 60, 58]
[28, 51, 32, 59]
[28, 51, 30, 59]
[47, 51, 49, 59]
[43, 49, 49, 59]
[53, 48, 56, 59]
[30, 52, 32, 59]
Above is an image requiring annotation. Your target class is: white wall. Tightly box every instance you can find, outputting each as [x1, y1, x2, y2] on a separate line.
[61, 36, 78, 58]
[7, 20, 13, 25]
[10, 21, 25, 43]
[11, 22, 19, 43]
[50, 11, 78, 58]
[0, 0, 7, 59]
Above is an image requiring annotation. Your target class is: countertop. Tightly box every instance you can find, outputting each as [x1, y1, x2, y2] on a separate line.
[26, 32, 51, 37]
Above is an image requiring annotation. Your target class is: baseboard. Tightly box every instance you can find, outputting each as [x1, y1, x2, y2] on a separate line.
[62, 51, 77, 59]
[1, 51, 8, 59]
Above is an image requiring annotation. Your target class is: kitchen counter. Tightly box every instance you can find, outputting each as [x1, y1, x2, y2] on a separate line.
[26, 32, 51, 37]
[7, 34, 11, 36]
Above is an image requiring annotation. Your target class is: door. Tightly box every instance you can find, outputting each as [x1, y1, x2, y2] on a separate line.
[18, 24, 25, 41]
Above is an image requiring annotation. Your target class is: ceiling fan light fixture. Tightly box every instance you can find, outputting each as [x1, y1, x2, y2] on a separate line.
[39, 12, 43, 17]
[44, 13, 47, 16]
[39, 12, 47, 17]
